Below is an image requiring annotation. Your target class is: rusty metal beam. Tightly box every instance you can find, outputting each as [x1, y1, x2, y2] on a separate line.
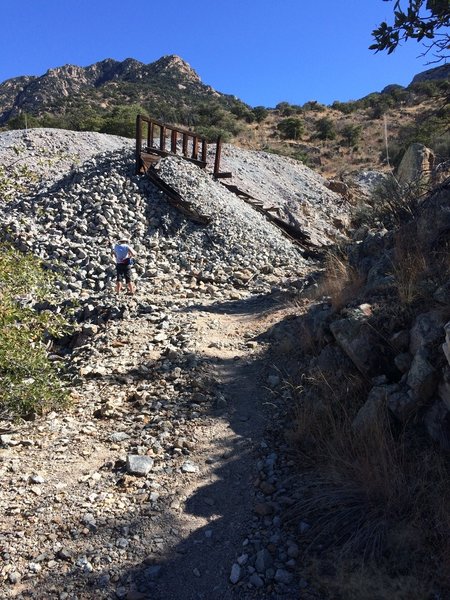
[192, 137, 199, 160]
[201, 139, 207, 164]
[147, 121, 154, 148]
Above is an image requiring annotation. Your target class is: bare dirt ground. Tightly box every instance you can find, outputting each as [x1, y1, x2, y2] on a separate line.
[0, 282, 306, 600]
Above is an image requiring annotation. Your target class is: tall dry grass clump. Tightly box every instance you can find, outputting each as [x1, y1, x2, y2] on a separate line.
[288, 371, 450, 598]
[318, 249, 365, 311]
[391, 230, 428, 305]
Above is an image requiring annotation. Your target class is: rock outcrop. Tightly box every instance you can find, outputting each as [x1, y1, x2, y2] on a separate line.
[396, 143, 435, 186]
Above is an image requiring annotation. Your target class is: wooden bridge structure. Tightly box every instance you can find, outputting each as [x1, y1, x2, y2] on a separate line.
[134, 114, 315, 251]
[135, 115, 229, 178]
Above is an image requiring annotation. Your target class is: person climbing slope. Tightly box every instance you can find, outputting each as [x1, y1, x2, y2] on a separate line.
[112, 234, 135, 295]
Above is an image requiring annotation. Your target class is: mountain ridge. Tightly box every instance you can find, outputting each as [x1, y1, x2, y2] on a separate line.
[0, 55, 219, 125]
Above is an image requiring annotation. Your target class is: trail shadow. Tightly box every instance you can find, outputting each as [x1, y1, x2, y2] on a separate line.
[179, 271, 321, 318]
[4, 297, 301, 600]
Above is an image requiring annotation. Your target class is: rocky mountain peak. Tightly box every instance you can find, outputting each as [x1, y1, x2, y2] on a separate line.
[150, 54, 201, 83]
[410, 63, 450, 84]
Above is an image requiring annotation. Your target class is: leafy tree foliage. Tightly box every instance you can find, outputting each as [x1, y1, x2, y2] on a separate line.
[340, 123, 363, 147]
[275, 102, 303, 117]
[253, 106, 269, 123]
[101, 104, 149, 137]
[277, 117, 304, 140]
[302, 100, 326, 112]
[0, 246, 70, 417]
[371, 0, 450, 62]
[316, 117, 337, 140]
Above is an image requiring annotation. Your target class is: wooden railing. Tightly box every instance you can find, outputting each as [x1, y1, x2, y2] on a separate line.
[135, 115, 231, 178]
[136, 115, 208, 172]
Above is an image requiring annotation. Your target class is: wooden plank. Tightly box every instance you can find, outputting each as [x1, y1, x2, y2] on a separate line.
[192, 136, 199, 160]
[160, 126, 166, 152]
[182, 133, 188, 156]
[171, 129, 178, 154]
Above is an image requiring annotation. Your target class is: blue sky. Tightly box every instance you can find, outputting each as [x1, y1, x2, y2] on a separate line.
[0, 0, 434, 107]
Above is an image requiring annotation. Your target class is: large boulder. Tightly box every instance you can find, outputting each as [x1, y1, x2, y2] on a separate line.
[406, 348, 438, 405]
[410, 311, 446, 355]
[396, 143, 435, 186]
[352, 384, 399, 433]
[424, 399, 450, 450]
[438, 366, 450, 410]
[330, 315, 396, 378]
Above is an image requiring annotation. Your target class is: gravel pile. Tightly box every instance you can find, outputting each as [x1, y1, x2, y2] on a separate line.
[214, 144, 347, 245]
[0, 128, 133, 187]
[0, 128, 337, 599]
[0, 135, 311, 297]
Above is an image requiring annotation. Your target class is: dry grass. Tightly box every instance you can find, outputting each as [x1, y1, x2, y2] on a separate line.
[391, 232, 429, 305]
[317, 249, 365, 311]
[288, 370, 450, 596]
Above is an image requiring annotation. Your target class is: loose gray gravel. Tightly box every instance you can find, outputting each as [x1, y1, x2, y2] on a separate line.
[0, 128, 338, 600]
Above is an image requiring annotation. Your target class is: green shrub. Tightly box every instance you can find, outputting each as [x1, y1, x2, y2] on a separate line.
[316, 117, 336, 140]
[340, 123, 362, 147]
[253, 106, 269, 123]
[0, 246, 70, 417]
[276, 101, 295, 116]
[302, 100, 326, 112]
[332, 100, 358, 114]
[101, 104, 149, 137]
[277, 117, 304, 140]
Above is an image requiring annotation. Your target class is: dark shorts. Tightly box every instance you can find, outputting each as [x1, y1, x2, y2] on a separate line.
[116, 262, 131, 283]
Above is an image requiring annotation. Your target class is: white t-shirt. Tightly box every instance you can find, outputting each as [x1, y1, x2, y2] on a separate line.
[113, 243, 134, 264]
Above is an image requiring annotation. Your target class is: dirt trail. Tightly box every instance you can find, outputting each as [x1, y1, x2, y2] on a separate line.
[148, 297, 292, 599]
[0, 285, 301, 600]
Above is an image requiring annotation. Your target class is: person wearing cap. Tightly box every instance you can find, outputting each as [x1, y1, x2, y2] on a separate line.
[112, 235, 135, 295]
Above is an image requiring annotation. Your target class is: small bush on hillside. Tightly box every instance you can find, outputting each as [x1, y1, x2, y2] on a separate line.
[316, 117, 336, 140]
[252, 106, 269, 123]
[371, 175, 424, 225]
[275, 102, 302, 117]
[277, 117, 304, 140]
[194, 125, 234, 143]
[302, 100, 326, 112]
[0, 246, 70, 418]
[340, 124, 362, 147]
[331, 100, 358, 114]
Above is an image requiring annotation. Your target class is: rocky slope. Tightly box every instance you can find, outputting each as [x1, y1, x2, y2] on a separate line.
[0, 128, 347, 599]
[0, 55, 233, 127]
[1, 127, 448, 599]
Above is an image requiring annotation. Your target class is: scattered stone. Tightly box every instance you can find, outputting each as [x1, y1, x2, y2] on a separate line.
[181, 460, 199, 473]
[254, 502, 274, 516]
[229, 563, 241, 584]
[126, 455, 154, 476]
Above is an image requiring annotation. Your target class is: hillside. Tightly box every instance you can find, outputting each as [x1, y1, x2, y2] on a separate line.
[235, 77, 449, 177]
[0, 128, 345, 599]
[1, 124, 450, 599]
[0, 57, 448, 177]
[0, 55, 252, 141]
